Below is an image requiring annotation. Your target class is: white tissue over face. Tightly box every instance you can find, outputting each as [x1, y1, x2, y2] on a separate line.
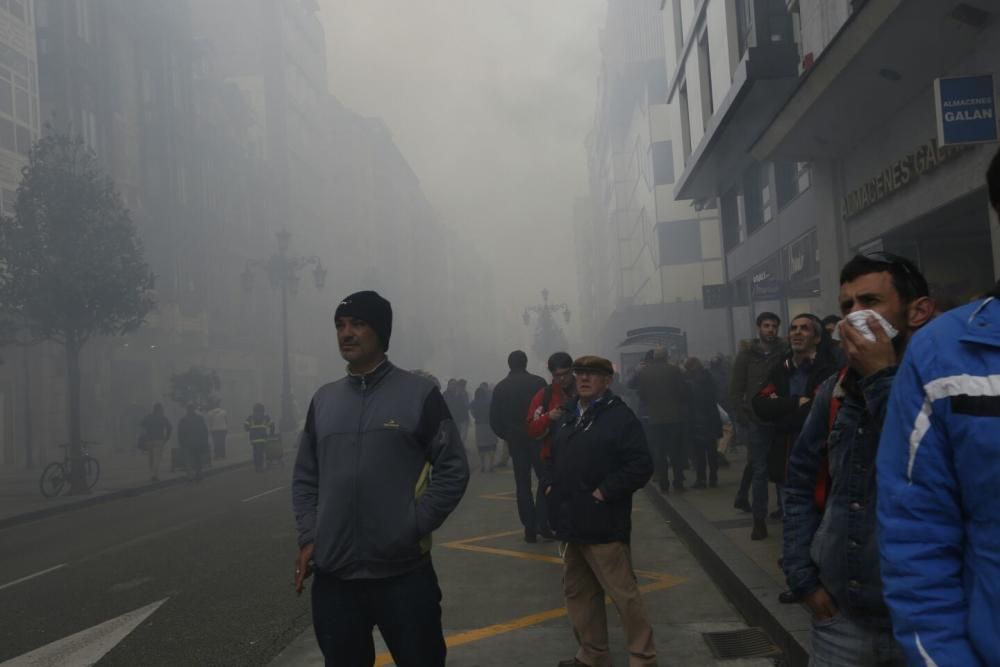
[831, 310, 899, 342]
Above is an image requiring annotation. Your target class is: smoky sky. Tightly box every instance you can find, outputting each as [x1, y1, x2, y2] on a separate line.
[319, 1, 605, 346]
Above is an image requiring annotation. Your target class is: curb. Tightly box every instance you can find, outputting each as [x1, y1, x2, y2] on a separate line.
[0, 458, 256, 531]
[645, 486, 811, 666]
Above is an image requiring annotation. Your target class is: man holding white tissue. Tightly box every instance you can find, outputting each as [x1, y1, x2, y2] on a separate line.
[782, 253, 934, 667]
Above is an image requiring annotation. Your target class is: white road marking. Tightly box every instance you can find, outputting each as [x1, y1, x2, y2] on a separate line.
[0, 564, 67, 592]
[0, 598, 168, 666]
[242, 486, 285, 503]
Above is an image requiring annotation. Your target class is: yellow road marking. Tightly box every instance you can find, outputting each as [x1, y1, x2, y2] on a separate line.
[441, 529, 523, 546]
[445, 542, 565, 565]
[373, 571, 686, 666]
[479, 490, 517, 501]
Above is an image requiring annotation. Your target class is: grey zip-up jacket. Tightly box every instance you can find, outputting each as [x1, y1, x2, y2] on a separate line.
[292, 361, 470, 579]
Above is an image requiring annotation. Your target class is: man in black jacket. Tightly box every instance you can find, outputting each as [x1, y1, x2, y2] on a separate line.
[489, 350, 547, 542]
[543, 355, 656, 667]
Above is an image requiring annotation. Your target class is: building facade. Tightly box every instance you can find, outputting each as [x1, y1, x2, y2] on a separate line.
[578, 0, 728, 363]
[755, 0, 1000, 314]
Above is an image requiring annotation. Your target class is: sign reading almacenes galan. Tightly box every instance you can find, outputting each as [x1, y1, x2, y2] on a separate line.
[841, 138, 969, 220]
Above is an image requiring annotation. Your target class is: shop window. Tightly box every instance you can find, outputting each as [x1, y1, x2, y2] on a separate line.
[15, 124, 30, 155]
[658, 220, 703, 266]
[652, 140, 675, 186]
[0, 117, 15, 153]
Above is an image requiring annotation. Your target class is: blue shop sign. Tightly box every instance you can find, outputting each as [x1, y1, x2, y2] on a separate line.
[935, 75, 999, 146]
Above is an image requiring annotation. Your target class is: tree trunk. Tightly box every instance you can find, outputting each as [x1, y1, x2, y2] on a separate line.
[65, 337, 88, 495]
[22, 346, 33, 470]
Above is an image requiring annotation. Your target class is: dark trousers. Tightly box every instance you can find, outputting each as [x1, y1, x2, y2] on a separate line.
[184, 446, 205, 480]
[211, 430, 227, 459]
[251, 442, 265, 472]
[646, 423, 686, 490]
[690, 436, 718, 484]
[735, 424, 771, 520]
[508, 438, 548, 537]
[311, 562, 446, 667]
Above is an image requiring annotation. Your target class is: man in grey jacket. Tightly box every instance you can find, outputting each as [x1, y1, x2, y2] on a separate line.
[292, 290, 470, 667]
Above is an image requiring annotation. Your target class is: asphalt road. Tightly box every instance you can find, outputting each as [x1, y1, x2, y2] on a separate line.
[1, 455, 777, 666]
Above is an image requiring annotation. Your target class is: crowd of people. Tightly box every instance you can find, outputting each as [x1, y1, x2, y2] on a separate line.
[287, 153, 1000, 667]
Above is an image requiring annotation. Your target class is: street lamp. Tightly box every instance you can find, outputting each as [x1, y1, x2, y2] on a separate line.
[523, 288, 571, 327]
[242, 229, 326, 432]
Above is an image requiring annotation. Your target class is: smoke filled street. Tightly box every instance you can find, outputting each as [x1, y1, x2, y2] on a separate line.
[3, 0, 1000, 665]
[1, 464, 770, 667]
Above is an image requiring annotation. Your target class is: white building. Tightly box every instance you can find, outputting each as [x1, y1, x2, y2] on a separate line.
[0, 0, 39, 213]
[577, 0, 727, 362]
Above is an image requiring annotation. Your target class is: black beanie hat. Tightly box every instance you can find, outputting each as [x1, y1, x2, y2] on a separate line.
[335, 291, 393, 351]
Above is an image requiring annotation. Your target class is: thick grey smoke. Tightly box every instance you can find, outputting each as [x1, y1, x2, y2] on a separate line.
[320, 0, 605, 357]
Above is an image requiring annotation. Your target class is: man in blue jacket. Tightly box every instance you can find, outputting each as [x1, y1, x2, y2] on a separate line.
[783, 253, 933, 666]
[877, 148, 1000, 667]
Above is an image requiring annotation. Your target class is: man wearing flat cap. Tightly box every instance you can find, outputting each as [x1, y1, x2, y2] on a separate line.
[542, 355, 657, 667]
[292, 290, 470, 667]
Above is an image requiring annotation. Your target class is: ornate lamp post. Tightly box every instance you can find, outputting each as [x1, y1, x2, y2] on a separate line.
[523, 288, 571, 327]
[242, 229, 327, 432]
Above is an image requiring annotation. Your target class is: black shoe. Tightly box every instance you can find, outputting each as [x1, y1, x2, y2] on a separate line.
[770, 509, 784, 520]
[658, 481, 670, 494]
[717, 454, 731, 468]
[673, 482, 686, 493]
[558, 660, 599, 667]
[751, 518, 768, 540]
[524, 532, 538, 544]
[779, 590, 801, 604]
[709, 479, 718, 488]
[734, 496, 752, 513]
[692, 480, 707, 489]
[494, 461, 508, 468]
[540, 529, 555, 541]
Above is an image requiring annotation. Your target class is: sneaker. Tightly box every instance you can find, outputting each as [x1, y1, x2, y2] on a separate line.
[779, 590, 801, 604]
[734, 496, 752, 513]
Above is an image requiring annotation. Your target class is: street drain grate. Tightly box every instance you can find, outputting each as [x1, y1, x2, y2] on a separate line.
[702, 628, 782, 660]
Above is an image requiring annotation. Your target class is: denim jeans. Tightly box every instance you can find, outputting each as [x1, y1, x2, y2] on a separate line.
[311, 562, 446, 667]
[508, 438, 548, 536]
[810, 614, 905, 667]
[745, 424, 771, 520]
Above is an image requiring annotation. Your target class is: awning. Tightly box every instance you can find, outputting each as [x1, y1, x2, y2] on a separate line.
[752, 0, 994, 161]
[673, 43, 800, 200]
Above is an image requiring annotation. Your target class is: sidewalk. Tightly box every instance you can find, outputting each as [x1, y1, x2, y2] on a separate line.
[0, 435, 275, 528]
[646, 446, 812, 665]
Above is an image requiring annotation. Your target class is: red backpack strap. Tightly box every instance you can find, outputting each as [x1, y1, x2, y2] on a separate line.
[814, 368, 848, 512]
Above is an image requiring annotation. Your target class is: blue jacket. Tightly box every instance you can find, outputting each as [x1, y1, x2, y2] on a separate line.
[783, 366, 896, 617]
[877, 294, 1000, 667]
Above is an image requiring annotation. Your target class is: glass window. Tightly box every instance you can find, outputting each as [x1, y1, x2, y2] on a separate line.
[0, 117, 15, 152]
[15, 123, 30, 155]
[0, 78, 12, 116]
[652, 141, 675, 186]
[741, 163, 764, 234]
[658, 220, 703, 266]
[698, 30, 714, 128]
[14, 86, 28, 122]
[761, 164, 773, 223]
[678, 82, 692, 160]
[736, 0, 754, 60]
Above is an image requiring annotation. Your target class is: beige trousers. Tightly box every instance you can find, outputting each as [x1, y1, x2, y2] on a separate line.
[563, 541, 657, 667]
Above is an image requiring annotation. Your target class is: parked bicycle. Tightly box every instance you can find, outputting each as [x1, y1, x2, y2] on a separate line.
[39, 441, 101, 498]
